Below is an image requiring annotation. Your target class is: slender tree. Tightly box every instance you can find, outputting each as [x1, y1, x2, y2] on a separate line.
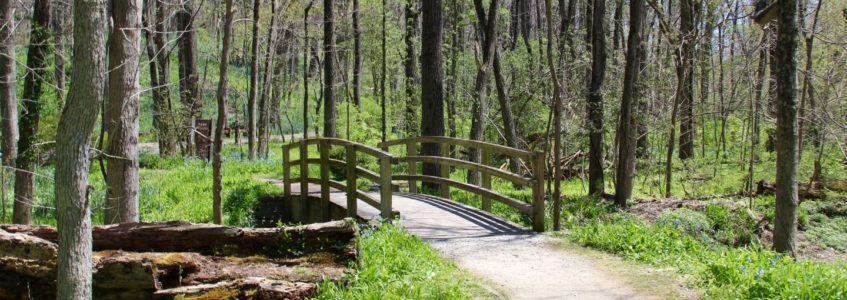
[420, 0, 445, 190]
[677, 0, 696, 159]
[145, 0, 178, 157]
[543, 0, 564, 230]
[54, 0, 108, 296]
[258, 0, 279, 158]
[214, 0, 236, 225]
[615, 0, 645, 206]
[323, 0, 337, 137]
[468, 0, 499, 184]
[0, 0, 16, 171]
[303, 1, 314, 139]
[586, 0, 607, 196]
[247, 0, 261, 159]
[404, 2, 419, 136]
[352, 0, 361, 107]
[105, 0, 143, 224]
[14, 0, 51, 225]
[772, 0, 800, 256]
[177, 0, 201, 156]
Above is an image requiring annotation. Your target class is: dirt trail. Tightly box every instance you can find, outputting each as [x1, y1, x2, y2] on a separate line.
[279, 182, 691, 299]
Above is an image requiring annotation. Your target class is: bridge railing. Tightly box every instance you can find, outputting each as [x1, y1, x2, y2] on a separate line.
[282, 137, 395, 220]
[380, 136, 546, 232]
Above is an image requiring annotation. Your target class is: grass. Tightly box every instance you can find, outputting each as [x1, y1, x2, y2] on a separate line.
[315, 223, 488, 300]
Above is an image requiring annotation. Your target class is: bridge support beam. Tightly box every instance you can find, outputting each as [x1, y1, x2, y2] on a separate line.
[531, 151, 547, 232]
[379, 156, 393, 219]
[481, 149, 492, 212]
[320, 140, 331, 221]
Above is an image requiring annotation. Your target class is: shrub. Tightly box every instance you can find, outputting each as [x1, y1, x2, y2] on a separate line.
[656, 208, 715, 245]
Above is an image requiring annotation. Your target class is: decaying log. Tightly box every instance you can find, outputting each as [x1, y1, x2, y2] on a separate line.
[0, 229, 58, 299]
[153, 278, 316, 300]
[756, 180, 825, 200]
[1, 219, 358, 259]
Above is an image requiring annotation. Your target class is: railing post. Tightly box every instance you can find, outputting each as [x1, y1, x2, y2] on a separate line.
[531, 151, 546, 232]
[406, 141, 417, 193]
[283, 144, 291, 197]
[379, 155, 393, 219]
[297, 140, 309, 222]
[481, 148, 492, 212]
[319, 139, 331, 220]
[345, 144, 358, 218]
[439, 143, 450, 199]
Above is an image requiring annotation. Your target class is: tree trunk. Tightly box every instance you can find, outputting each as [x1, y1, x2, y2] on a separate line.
[677, 0, 696, 160]
[420, 0, 445, 191]
[105, 0, 142, 224]
[586, 0, 606, 196]
[147, 0, 178, 157]
[258, 0, 279, 158]
[322, 0, 337, 138]
[614, 0, 644, 206]
[0, 1, 17, 171]
[352, 0, 361, 107]
[303, 2, 314, 139]
[214, 0, 235, 225]
[468, 0, 499, 185]
[772, 0, 799, 257]
[52, 2, 66, 103]
[247, 0, 261, 159]
[543, 0, 563, 230]
[13, 0, 51, 225]
[379, 0, 386, 143]
[404, 3, 419, 136]
[54, 0, 108, 297]
[177, 0, 201, 156]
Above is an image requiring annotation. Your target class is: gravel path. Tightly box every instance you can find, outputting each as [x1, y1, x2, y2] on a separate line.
[388, 193, 649, 300]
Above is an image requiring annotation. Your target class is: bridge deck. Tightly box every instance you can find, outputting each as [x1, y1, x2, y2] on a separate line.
[284, 182, 647, 300]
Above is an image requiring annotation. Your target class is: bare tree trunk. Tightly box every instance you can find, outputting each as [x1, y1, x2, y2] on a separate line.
[404, 3, 419, 136]
[677, 0, 696, 160]
[258, 0, 279, 158]
[747, 36, 767, 194]
[14, 0, 51, 225]
[380, 0, 386, 143]
[147, 0, 178, 157]
[0, 0, 17, 170]
[105, 0, 142, 224]
[543, 0, 563, 230]
[52, 2, 67, 103]
[420, 0, 445, 191]
[214, 0, 236, 225]
[352, 0, 361, 107]
[468, 0, 499, 185]
[586, 0, 606, 196]
[615, 0, 644, 206]
[303, 2, 314, 139]
[445, 0, 462, 150]
[55, 0, 108, 296]
[177, 0, 201, 156]
[322, 0, 336, 138]
[772, 0, 799, 257]
[247, 0, 261, 159]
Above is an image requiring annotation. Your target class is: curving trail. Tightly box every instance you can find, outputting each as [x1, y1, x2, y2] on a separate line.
[281, 182, 680, 300]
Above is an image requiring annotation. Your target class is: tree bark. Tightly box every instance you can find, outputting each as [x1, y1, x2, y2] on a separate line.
[147, 0, 178, 157]
[468, 0, 499, 185]
[352, 0, 361, 107]
[13, 0, 51, 225]
[586, 0, 607, 196]
[772, 0, 799, 256]
[54, 0, 108, 297]
[52, 1, 67, 103]
[105, 0, 142, 224]
[214, 0, 235, 225]
[322, 0, 337, 138]
[0, 1, 17, 172]
[615, 0, 644, 206]
[677, 0, 696, 160]
[420, 0, 445, 191]
[404, 2, 419, 136]
[258, 0, 279, 158]
[177, 0, 201, 156]
[247, 0, 261, 159]
[543, 0, 564, 230]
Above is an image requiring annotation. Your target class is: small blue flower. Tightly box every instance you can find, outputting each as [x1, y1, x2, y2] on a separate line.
[740, 265, 746, 272]
[755, 267, 764, 280]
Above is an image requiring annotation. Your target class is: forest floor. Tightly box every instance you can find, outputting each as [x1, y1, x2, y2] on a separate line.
[284, 182, 693, 300]
[138, 133, 303, 154]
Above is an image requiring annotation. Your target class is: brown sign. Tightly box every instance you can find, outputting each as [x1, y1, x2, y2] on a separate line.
[194, 119, 213, 160]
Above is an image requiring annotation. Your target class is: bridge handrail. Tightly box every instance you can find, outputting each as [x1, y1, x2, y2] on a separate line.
[379, 136, 534, 160]
[282, 136, 546, 232]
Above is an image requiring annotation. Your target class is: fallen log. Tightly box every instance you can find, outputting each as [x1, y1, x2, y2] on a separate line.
[756, 180, 825, 200]
[153, 277, 316, 300]
[1, 219, 358, 260]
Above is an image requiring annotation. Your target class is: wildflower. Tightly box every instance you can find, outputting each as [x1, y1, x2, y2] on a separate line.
[755, 267, 764, 280]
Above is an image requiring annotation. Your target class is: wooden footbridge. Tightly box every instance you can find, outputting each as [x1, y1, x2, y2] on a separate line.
[281, 136, 547, 232]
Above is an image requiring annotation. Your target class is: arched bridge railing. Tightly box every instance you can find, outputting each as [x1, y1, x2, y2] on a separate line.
[379, 136, 545, 232]
[282, 136, 546, 232]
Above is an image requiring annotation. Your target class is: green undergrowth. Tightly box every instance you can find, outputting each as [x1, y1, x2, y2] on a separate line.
[315, 223, 487, 300]
[559, 198, 847, 299]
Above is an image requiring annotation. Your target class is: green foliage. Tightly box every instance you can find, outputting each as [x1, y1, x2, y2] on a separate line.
[315, 223, 481, 300]
[704, 204, 757, 246]
[656, 208, 715, 245]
